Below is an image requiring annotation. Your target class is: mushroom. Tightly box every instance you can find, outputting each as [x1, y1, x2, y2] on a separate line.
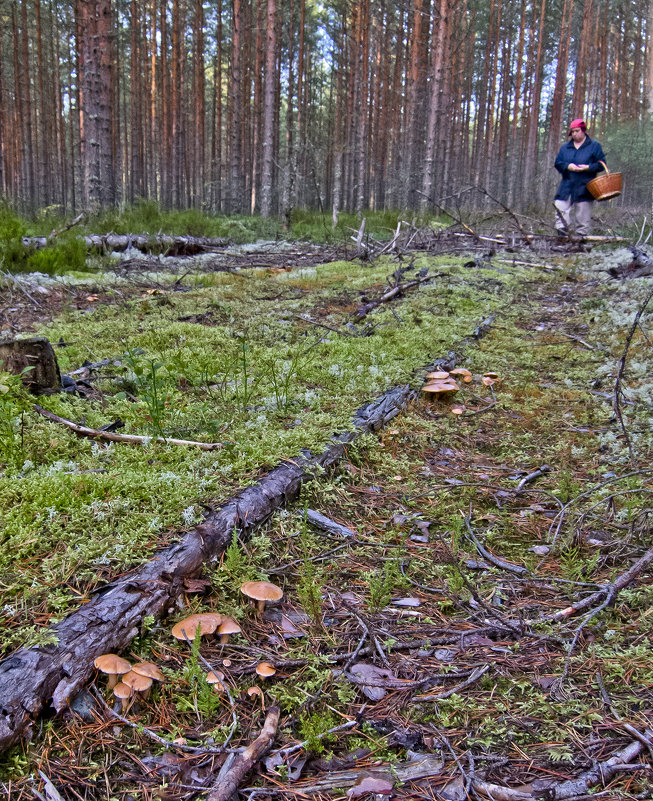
[255, 662, 276, 678]
[206, 670, 225, 691]
[247, 686, 265, 708]
[171, 612, 223, 641]
[131, 662, 165, 683]
[121, 670, 154, 700]
[421, 380, 460, 401]
[482, 372, 501, 386]
[217, 618, 242, 644]
[425, 370, 451, 381]
[449, 368, 473, 383]
[240, 581, 283, 613]
[113, 681, 133, 713]
[94, 653, 132, 689]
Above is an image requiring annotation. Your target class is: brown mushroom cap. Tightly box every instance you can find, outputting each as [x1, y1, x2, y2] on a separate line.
[449, 368, 473, 383]
[121, 671, 153, 694]
[422, 380, 460, 399]
[206, 670, 225, 686]
[241, 581, 283, 611]
[131, 662, 165, 682]
[255, 662, 276, 678]
[425, 370, 451, 381]
[113, 681, 132, 700]
[217, 618, 242, 643]
[94, 653, 132, 688]
[171, 612, 223, 640]
[113, 681, 133, 711]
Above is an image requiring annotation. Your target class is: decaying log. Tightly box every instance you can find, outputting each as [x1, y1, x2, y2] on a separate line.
[206, 706, 280, 801]
[21, 233, 230, 256]
[0, 337, 61, 393]
[0, 383, 413, 753]
[33, 405, 224, 450]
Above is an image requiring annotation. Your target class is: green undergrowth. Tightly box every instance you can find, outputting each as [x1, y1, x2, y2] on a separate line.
[0, 254, 534, 653]
[2, 247, 653, 798]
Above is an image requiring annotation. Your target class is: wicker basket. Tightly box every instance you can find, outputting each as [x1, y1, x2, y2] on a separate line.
[587, 161, 622, 201]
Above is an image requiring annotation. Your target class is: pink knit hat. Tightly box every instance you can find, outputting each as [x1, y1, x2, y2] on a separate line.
[568, 118, 587, 134]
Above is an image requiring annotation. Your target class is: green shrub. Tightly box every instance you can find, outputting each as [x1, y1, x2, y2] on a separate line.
[0, 205, 27, 270]
[24, 236, 87, 275]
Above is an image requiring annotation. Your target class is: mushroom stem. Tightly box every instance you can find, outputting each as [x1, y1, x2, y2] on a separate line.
[107, 674, 119, 690]
[256, 599, 266, 613]
[220, 634, 230, 644]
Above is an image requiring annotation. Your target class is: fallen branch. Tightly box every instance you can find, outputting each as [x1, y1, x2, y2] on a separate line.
[547, 540, 653, 622]
[206, 706, 280, 801]
[33, 405, 224, 451]
[463, 517, 528, 575]
[415, 664, 490, 701]
[47, 213, 85, 243]
[354, 275, 432, 320]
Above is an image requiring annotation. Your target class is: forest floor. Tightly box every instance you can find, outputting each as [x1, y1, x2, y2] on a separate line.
[1, 232, 653, 801]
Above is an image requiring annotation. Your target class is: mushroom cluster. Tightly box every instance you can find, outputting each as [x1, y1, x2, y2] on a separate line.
[94, 654, 165, 711]
[421, 369, 462, 401]
[421, 367, 502, 406]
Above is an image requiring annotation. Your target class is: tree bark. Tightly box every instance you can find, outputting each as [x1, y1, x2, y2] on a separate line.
[260, 0, 278, 217]
[76, 0, 115, 209]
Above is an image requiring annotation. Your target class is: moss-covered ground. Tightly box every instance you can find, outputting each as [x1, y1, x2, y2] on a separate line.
[1, 238, 653, 800]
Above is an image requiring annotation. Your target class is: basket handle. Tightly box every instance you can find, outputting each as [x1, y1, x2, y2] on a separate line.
[598, 160, 609, 174]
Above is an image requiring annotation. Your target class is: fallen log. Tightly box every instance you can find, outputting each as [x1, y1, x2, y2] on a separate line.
[21, 233, 230, 256]
[0, 383, 414, 753]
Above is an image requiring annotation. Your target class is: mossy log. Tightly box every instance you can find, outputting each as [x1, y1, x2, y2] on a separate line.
[21, 234, 230, 256]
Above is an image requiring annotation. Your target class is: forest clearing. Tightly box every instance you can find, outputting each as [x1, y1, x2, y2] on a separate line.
[0, 208, 652, 800]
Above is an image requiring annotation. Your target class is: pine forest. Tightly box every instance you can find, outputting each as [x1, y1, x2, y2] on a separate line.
[1, 0, 653, 216]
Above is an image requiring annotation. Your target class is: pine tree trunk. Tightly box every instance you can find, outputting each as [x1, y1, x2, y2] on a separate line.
[76, 0, 115, 209]
[260, 0, 277, 217]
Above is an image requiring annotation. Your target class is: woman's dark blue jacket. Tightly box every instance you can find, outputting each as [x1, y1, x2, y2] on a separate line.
[554, 136, 606, 203]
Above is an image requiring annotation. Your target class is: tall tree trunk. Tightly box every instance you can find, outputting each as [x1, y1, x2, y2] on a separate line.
[260, 0, 277, 217]
[421, 0, 449, 211]
[571, 0, 595, 114]
[228, 0, 244, 212]
[76, 0, 116, 209]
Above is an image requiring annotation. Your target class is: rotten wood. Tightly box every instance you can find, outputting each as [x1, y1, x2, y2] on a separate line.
[206, 706, 280, 801]
[0, 337, 61, 393]
[33, 404, 224, 451]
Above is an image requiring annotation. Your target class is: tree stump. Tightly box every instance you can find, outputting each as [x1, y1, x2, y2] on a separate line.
[0, 337, 62, 393]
